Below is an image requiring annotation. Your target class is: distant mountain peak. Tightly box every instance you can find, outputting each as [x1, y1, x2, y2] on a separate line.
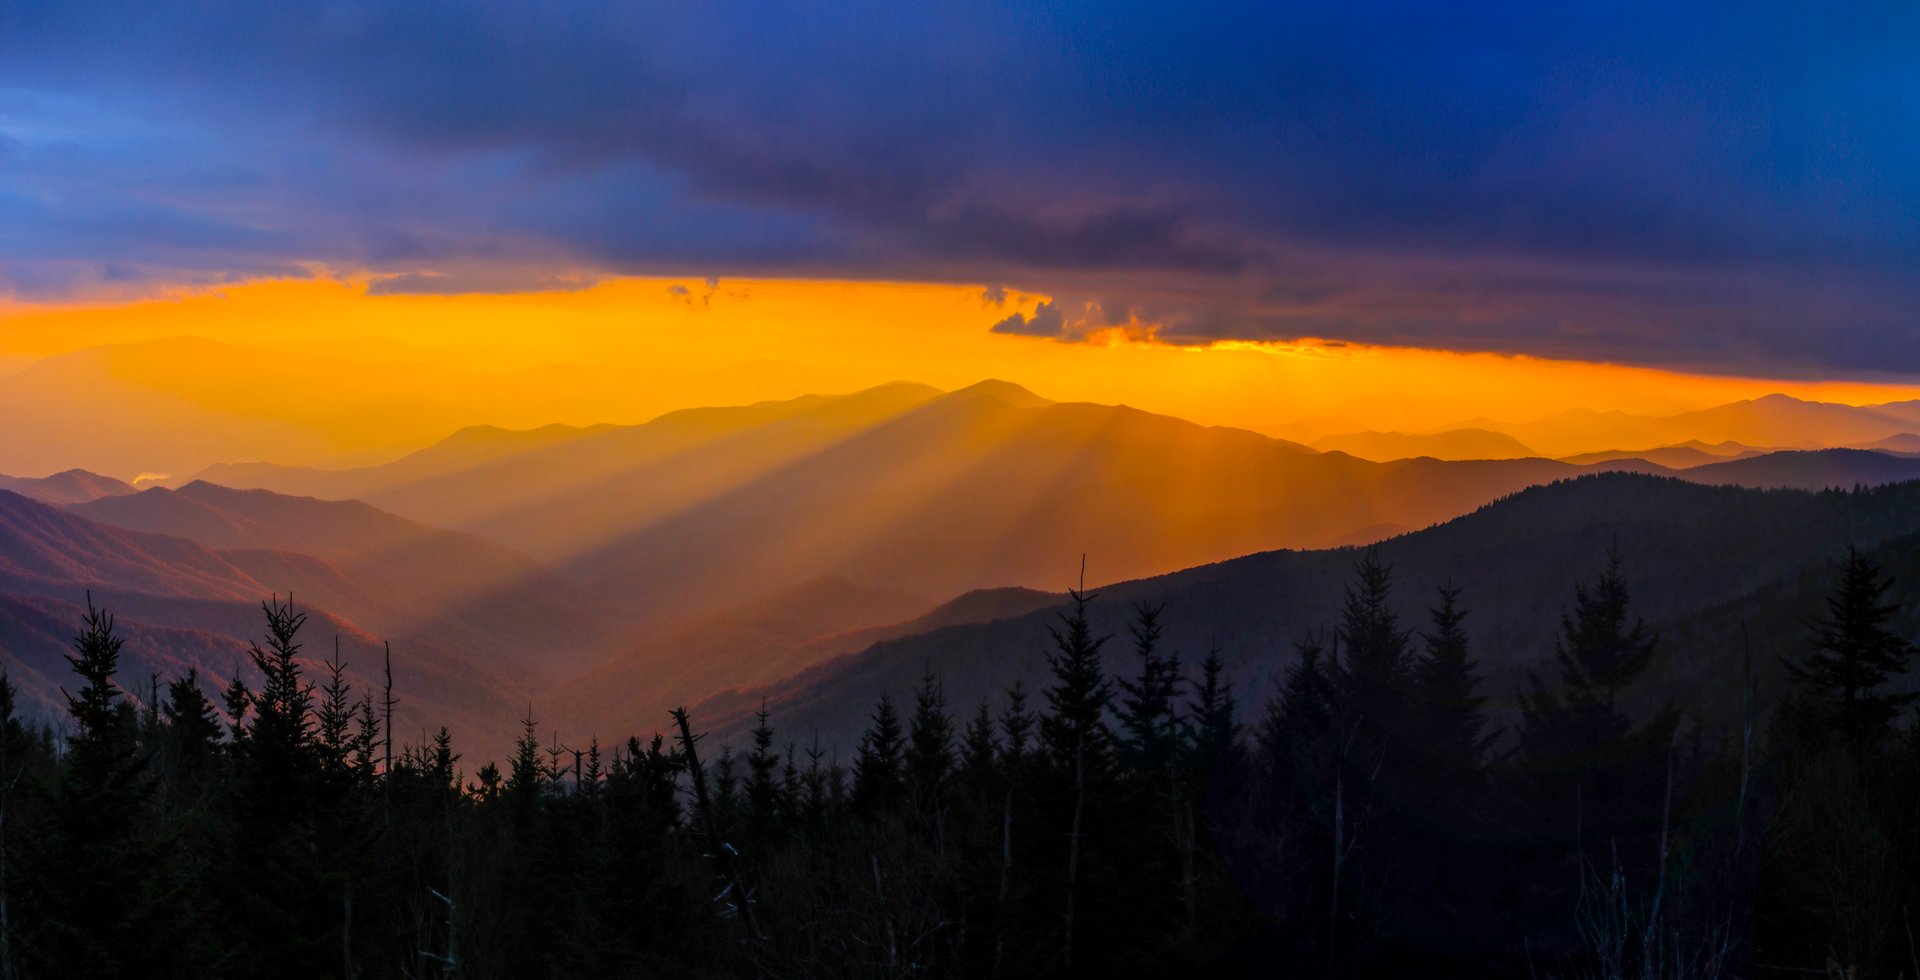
[945, 379, 1051, 407]
[0, 468, 138, 506]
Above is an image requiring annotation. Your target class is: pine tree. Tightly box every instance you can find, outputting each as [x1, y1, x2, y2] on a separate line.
[242, 597, 315, 782]
[960, 701, 999, 786]
[1116, 602, 1182, 772]
[1187, 646, 1240, 771]
[1259, 632, 1334, 781]
[905, 670, 956, 809]
[1516, 551, 1677, 854]
[1039, 589, 1115, 777]
[161, 669, 224, 764]
[1518, 550, 1662, 768]
[800, 735, 830, 824]
[507, 708, 546, 809]
[351, 693, 381, 777]
[746, 702, 784, 832]
[220, 667, 252, 745]
[999, 681, 1034, 767]
[853, 693, 906, 809]
[228, 598, 337, 977]
[1037, 587, 1118, 971]
[1409, 586, 1494, 792]
[1332, 549, 1412, 742]
[428, 726, 460, 797]
[0, 672, 37, 980]
[48, 596, 156, 978]
[1787, 546, 1917, 752]
[315, 639, 354, 773]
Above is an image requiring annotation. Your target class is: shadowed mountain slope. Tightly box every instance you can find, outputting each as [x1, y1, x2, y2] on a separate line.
[682, 474, 1920, 750]
[68, 482, 618, 678]
[196, 382, 946, 564]
[1679, 448, 1920, 490]
[0, 489, 611, 755]
[0, 470, 137, 506]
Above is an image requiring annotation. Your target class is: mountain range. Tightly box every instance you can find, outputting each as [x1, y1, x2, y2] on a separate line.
[9, 382, 1920, 755]
[687, 473, 1920, 751]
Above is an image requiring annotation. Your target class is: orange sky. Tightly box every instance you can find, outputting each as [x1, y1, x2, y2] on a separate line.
[6, 276, 1920, 469]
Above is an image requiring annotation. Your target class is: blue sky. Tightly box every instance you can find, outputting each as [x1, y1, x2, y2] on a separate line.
[4, 1, 1918, 376]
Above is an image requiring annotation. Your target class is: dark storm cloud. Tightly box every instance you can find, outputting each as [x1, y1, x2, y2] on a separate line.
[991, 301, 1069, 339]
[2, 1, 1918, 375]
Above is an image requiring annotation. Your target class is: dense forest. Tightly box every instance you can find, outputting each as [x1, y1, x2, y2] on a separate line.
[2, 540, 1917, 978]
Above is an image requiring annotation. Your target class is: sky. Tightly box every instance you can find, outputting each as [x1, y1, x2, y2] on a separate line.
[4, 1, 1920, 453]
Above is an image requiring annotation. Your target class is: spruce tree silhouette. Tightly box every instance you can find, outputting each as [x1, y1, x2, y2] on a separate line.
[853, 692, 906, 809]
[49, 596, 155, 979]
[1787, 545, 1917, 752]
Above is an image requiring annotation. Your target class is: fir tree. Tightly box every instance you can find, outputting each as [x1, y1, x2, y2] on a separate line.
[853, 693, 906, 809]
[428, 726, 460, 796]
[1187, 645, 1240, 771]
[1409, 585, 1494, 790]
[161, 670, 224, 765]
[1516, 551, 1677, 854]
[1518, 550, 1663, 768]
[960, 701, 999, 785]
[1116, 602, 1183, 772]
[507, 708, 545, 808]
[1259, 632, 1334, 781]
[315, 639, 354, 773]
[1787, 546, 1917, 752]
[1039, 589, 1115, 777]
[48, 597, 155, 978]
[1332, 549, 1412, 741]
[746, 702, 783, 832]
[999, 681, 1035, 767]
[220, 667, 251, 745]
[905, 670, 956, 809]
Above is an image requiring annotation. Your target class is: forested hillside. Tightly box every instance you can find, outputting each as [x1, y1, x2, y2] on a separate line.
[3, 475, 1920, 976]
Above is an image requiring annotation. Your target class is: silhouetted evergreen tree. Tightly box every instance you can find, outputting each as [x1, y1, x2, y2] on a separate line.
[1786, 546, 1916, 752]
[1116, 602, 1182, 772]
[999, 680, 1034, 766]
[1409, 585, 1494, 801]
[905, 670, 956, 811]
[1513, 551, 1679, 958]
[854, 694, 906, 810]
[41, 598, 156, 978]
[745, 702, 783, 836]
[1039, 589, 1115, 777]
[1188, 645, 1240, 772]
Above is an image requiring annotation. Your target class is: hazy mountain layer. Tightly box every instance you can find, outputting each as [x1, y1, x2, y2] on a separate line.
[684, 474, 1920, 750]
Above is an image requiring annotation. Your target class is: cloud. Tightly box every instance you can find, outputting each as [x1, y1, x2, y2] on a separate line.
[2, 1, 1919, 376]
[990, 301, 1068, 339]
[367, 269, 600, 296]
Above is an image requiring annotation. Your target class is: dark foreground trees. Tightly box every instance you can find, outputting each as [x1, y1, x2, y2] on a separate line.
[0, 545, 1913, 977]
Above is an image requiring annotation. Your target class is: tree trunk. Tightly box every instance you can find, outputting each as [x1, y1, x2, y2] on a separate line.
[1065, 731, 1085, 971]
[996, 789, 1012, 976]
[341, 881, 354, 980]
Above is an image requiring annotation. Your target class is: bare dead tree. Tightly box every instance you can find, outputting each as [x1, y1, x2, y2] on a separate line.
[418, 887, 457, 977]
[671, 707, 763, 940]
[383, 643, 397, 784]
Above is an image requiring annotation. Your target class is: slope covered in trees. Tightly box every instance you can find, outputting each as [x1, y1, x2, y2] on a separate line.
[689, 474, 1920, 750]
[0, 489, 604, 752]
[5, 503, 1918, 977]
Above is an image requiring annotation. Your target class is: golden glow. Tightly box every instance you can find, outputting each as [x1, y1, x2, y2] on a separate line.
[5, 276, 1920, 477]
